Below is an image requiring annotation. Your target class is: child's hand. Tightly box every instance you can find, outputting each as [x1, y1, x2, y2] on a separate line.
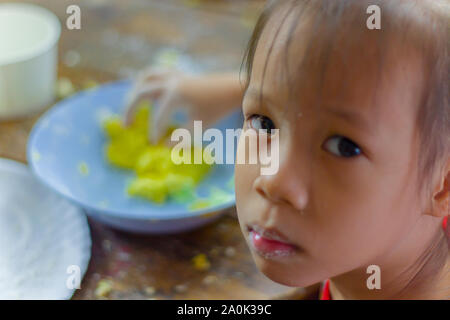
[124, 67, 187, 144]
[124, 68, 243, 144]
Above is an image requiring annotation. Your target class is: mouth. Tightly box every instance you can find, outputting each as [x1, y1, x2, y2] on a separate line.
[246, 224, 299, 259]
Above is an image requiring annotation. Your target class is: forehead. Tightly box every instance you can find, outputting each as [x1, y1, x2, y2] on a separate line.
[249, 3, 425, 121]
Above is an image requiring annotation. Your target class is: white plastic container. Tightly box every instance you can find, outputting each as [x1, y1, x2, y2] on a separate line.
[0, 3, 61, 119]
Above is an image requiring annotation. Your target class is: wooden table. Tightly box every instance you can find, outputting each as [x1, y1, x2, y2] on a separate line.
[0, 0, 317, 300]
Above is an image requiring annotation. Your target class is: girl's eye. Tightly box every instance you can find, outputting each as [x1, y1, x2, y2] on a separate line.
[323, 135, 362, 158]
[248, 115, 276, 135]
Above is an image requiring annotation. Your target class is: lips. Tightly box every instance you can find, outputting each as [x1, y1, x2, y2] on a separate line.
[247, 224, 297, 258]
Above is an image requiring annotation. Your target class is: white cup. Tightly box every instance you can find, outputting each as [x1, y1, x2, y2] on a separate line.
[0, 3, 61, 120]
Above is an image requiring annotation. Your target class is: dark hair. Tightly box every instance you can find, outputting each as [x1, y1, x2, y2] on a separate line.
[241, 0, 449, 297]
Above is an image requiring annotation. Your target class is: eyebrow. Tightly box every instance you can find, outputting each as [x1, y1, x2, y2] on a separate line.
[244, 87, 372, 132]
[243, 87, 275, 106]
[322, 106, 372, 132]
[243, 87, 283, 114]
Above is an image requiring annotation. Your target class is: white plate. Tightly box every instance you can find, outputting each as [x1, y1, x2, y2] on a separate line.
[0, 158, 91, 299]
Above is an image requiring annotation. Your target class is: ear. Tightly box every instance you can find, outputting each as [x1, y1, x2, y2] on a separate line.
[428, 158, 450, 218]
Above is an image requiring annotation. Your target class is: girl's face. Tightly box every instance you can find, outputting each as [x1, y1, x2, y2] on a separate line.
[235, 8, 429, 288]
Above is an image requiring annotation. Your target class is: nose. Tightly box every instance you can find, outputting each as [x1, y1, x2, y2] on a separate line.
[253, 151, 309, 212]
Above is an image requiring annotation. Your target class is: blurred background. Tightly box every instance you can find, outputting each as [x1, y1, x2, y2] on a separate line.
[0, 0, 264, 163]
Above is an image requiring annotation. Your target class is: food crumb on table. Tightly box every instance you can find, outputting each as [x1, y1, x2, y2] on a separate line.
[55, 77, 76, 99]
[102, 239, 112, 252]
[82, 79, 99, 90]
[224, 246, 236, 258]
[192, 253, 211, 271]
[202, 275, 218, 286]
[174, 284, 188, 293]
[95, 279, 113, 298]
[209, 247, 220, 257]
[144, 286, 156, 295]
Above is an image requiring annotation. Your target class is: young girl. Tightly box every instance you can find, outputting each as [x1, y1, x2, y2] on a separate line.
[125, 0, 449, 299]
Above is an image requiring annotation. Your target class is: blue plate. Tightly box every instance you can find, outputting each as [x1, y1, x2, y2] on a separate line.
[28, 80, 242, 234]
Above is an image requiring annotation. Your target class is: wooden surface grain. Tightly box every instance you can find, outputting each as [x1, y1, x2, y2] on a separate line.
[0, 0, 317, 300]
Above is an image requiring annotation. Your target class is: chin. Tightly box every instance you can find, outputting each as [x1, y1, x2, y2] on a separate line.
[253, 255, 320, 288]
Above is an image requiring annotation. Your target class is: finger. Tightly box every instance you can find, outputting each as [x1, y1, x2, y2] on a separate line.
[164, 121, 195, 148]
[123, 83, 164, 126]
[123, 84, 157, 126]
[128, 68, 178, 115]
[150, 81, 178, 143]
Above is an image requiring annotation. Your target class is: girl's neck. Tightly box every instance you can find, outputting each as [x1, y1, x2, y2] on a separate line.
[329, 230, 449, 300]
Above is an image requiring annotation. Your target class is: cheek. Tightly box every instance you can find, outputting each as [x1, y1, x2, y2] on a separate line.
[235, 163, 252, 204]
[310, 162, 419, 267]
[235, 134, 261, 219]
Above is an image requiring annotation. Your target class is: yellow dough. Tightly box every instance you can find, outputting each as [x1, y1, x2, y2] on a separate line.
[102, 103, 212, 204]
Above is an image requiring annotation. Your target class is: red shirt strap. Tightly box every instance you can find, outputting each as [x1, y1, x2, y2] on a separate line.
[443, 216, 448, 231]
[320, 279, 331, 300]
